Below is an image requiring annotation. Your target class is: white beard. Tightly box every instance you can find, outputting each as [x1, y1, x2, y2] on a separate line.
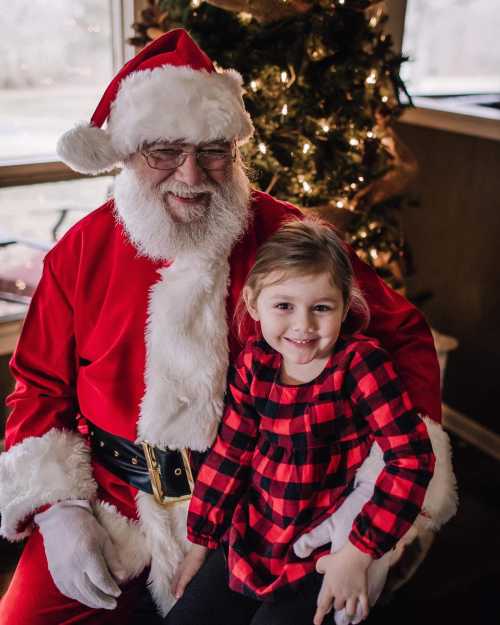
[113, 163, 251, 261]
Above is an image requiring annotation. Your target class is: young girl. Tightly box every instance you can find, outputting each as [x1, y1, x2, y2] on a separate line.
[165, 220, 435, 625]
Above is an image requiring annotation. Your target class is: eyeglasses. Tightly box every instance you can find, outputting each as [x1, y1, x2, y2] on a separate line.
[141, 143, 237, 172]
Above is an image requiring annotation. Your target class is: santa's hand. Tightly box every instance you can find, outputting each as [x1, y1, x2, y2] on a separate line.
[171, 543, 208, 600]
[294, 518, 335, 559]
[35, 500, 125, 610]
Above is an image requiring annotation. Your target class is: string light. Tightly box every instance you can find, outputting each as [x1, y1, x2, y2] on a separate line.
[369, 248, 379, 260]
[303, 142, 311, 154]
[281, 71, 288, 83]
[350, 182, 358, 190]
[238, 12, 253, 24]
[250, 80, 258, 92]
[369, 16, 378, 28]
[321, 123, 330, 132]
[366, 131, 375, 139]
[359, 229, 368, 239]
[281, 103, 288, 115]
[366, 70, 377, 85]
[302, 181, 312, 193]
[191, 0, 202, 7]
[336, 200, 344, 209]
[349, 138, 359, 147]
[381, 95, 389, 103]
[258, 142, 267, 154]
[358, 176, 365, 182]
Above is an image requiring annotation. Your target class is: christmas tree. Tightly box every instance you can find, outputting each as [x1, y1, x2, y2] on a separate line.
[130, 0, 416, 289]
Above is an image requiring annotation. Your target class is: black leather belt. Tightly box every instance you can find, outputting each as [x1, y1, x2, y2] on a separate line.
[88, 421, 196, 506]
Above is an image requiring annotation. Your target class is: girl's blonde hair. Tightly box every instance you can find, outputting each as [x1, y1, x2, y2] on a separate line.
[236, 218, 370, 341]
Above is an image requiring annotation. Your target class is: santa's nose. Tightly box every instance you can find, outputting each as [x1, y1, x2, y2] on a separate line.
[174, 152, 206, 186]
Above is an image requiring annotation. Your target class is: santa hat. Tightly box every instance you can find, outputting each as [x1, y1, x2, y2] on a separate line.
[57, 29, 254, 175]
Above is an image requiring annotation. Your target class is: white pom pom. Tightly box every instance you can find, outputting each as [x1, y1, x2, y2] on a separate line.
[56, 123, 122, 174]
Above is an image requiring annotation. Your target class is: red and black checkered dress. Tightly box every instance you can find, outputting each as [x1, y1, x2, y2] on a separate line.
[187, 334, 435, 600]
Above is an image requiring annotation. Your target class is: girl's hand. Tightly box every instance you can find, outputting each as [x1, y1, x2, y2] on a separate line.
[313, 542, 372, 625]
[171, 544, 209, 600]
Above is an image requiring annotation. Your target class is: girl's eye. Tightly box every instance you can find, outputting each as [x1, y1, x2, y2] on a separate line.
[275, 303, 291, 310]
[314, 304, 332, 312]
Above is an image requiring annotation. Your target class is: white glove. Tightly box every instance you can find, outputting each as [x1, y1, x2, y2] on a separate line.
[294, 444, 389, 625]
[35, 499, 125, 610]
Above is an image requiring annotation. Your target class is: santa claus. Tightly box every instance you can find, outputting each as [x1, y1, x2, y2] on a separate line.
[0, 29, 456, 625]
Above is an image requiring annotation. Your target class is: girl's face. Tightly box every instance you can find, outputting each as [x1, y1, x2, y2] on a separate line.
[245, 271, 347, 379]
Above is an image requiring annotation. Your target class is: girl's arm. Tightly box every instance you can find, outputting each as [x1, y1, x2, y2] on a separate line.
[346, 342, 435, 559]
[187, 346, 260, 549]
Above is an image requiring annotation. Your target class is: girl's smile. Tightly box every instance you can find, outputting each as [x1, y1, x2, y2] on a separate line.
[245, 271, 347, 384]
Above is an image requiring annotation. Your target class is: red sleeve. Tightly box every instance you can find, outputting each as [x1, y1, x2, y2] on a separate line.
[187, 346, 259, 549]
[346, 344, 435, 558]
[0, 252, 96, 541]
[5, 252, 78, 449]
[349, 249, 441, 423]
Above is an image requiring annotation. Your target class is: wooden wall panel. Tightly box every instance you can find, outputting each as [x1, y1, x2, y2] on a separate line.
[396, 122, 500, 433]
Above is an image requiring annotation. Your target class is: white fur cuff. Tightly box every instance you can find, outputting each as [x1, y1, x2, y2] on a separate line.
[0, 428, 97, 541]
[420, 416, 459, 530]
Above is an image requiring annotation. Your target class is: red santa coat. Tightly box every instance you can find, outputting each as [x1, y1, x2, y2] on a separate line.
[0, 190, 448, 614]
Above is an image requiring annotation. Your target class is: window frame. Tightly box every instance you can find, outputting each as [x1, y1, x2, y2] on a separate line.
[385, 0, 500, 142]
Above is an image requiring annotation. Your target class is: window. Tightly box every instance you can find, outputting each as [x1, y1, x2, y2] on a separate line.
[402, 0, 500, 97]
[0, 1, 134, 325]
[1, 1, 116, 164]
[387, 0, 500, 140]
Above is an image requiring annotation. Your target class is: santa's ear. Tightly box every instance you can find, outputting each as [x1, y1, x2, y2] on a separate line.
[243, 286, 260, 321]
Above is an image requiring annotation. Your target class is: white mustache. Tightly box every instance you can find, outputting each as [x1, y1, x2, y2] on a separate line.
[158, 180, 215, 198]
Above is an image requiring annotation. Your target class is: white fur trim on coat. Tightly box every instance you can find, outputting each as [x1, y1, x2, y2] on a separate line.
[94, 493, 190, 617]
[137, 253, 231, 451]
[136, 491, 191, 616]
[92, 500, 150, 582]
[419, 416, 458, 530]
[0, 429, 97, 541]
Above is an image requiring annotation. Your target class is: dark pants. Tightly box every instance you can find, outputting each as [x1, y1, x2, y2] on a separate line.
[163, 548, 330, 625]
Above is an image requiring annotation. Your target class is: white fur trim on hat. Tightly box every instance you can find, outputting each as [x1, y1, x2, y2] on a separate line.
[109, 65, 254, 157]
[0, 429, 97, 541]
[56, 122, 122, 175]
[58, 65, 254, 175]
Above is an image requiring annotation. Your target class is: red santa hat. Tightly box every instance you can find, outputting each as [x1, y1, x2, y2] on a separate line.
[57, 28, 254, 175]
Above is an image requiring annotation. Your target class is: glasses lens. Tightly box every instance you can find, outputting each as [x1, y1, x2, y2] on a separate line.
[145, 149, 183, 170]
[198, 149, 233, 170]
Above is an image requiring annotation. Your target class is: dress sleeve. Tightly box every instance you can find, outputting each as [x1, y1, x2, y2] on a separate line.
[187, 347, 260, 549]
[346, 344, 435, 559]
[0, 252, 96, 541]
[348, 248, 441, 423]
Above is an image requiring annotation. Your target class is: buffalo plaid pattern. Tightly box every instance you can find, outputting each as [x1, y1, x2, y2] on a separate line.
[187, 335, 435, 600]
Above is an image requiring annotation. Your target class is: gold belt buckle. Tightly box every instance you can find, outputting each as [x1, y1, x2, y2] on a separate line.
[141, 442, 194, 507]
